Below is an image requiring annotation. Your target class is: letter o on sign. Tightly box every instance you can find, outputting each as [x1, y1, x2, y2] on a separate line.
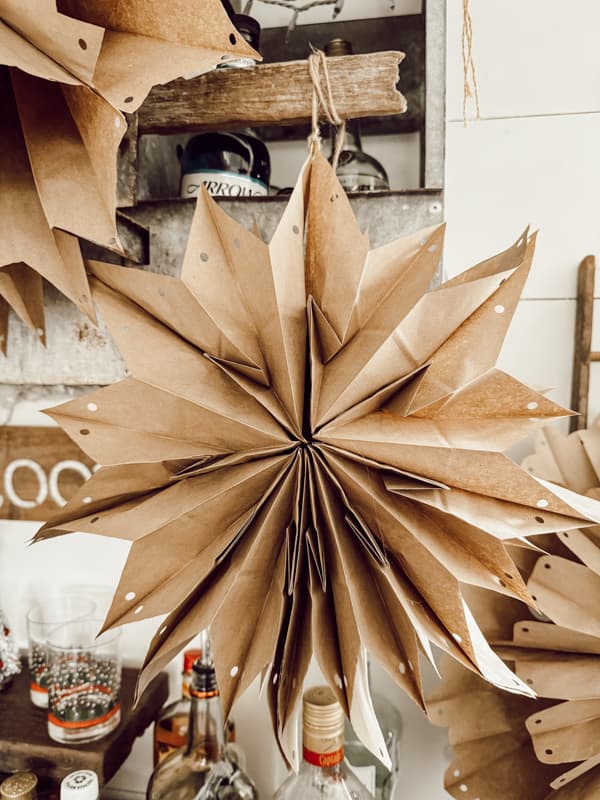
[49, 460, 92, 507]
[4, 459, 48, 509]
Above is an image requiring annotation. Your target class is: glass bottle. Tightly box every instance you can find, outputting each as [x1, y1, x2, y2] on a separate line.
[153, 646, 244, 769]
[146, 651, 257, 800]
[324, 39, 390, 193]
[153, 648, 202, 765]
[179, 132, 270, 199]
[343, 679, 403, 800]
[273, 686, 375, 800]
[180, 12, 269, 199]
[219, 14, 261, 71]
[0, 773, 38, 800]
[60, 772, 99, 800]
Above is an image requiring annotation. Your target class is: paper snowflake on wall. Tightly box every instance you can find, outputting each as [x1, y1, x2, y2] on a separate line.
[37, 152, 600, 767]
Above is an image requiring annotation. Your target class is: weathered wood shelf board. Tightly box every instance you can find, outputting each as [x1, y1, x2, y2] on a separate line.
[256, 12, 424, 140]
[139, 52, 406, 135]
[0, 660, 168, 785]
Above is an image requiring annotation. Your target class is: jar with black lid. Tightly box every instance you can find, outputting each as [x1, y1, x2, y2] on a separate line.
[179, 12, 270, 199]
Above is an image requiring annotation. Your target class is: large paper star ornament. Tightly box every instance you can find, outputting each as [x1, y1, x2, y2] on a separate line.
[36, 152, 600, 767]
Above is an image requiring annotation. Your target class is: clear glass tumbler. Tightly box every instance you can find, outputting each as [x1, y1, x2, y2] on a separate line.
[27, 596, 96, 708]
[46, 618, 122, 744]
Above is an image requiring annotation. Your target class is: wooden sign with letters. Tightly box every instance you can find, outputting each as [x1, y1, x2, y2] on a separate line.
[0, 427, 95, 522]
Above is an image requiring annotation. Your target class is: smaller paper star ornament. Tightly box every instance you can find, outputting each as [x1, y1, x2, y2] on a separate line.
[37, 152, 600, 767]
[429, 555, 600, 799]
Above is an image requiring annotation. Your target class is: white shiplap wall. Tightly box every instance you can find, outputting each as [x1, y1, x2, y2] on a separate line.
[2, 3, 600, 799]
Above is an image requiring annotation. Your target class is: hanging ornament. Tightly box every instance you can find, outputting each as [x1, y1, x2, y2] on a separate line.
[0, 0, 258, 353]
[35, 53, 600, 769]
[0, 609, 21, 690]
[429, 555, 600, 799]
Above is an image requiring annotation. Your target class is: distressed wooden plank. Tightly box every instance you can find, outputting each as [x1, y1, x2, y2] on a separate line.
[0, 427, 96, 521]
[2, 191, 442, 384]
[138, 52, 407, 135]
[255, 14, 424, 140]
[570, 256, 596, 432]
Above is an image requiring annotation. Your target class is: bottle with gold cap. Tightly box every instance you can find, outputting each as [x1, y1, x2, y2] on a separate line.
[273, 686, 375, 800]
[0, 773, 37, 800]
[324, 38, 390, 194]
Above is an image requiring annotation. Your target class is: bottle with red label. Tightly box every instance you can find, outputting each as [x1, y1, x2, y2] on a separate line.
[273, 686, 375, 800]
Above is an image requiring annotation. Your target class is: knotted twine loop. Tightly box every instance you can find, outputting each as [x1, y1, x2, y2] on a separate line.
[307, 47, 346, 169]
[462, 0, 480, 125]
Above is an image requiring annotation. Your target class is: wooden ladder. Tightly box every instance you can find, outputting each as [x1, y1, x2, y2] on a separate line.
[571, 255, 598, 431]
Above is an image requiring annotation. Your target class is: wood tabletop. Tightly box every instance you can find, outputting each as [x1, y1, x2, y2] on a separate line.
[0, 658, 168, 785]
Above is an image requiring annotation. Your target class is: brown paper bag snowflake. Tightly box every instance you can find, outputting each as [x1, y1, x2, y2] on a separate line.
[36, 151, 600, 768]
[0, 0, 257, 352]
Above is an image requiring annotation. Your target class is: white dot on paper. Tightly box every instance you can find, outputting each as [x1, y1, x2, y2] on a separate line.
[82, 496, 92, 504]
[527, 402, 538, 410]
[230, 665, 239, 677]
[536, 499, 549, 508]
[134, 605, 144, 615]
[125, 591, 136, 601]
[87, 402, 98, 412]
[494, 304, 505, 314]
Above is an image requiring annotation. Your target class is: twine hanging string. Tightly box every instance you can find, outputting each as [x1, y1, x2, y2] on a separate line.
[462, 0, 480, 125]
[307, 48, 346, 169]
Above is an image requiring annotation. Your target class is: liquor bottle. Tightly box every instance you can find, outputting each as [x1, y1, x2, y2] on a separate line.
[219, 14, 261, 71]
[0, 773, 38, 800]
[273, 686, 375, 800]
[60, 772, 99, 800]
[153, 646, 244, 768]
[146, 652, 258, 800]
[153, 648, 202, 765]
[324, 39, 390, 193]
[179, 131, 270, 199]
[180, 12, 269, 199]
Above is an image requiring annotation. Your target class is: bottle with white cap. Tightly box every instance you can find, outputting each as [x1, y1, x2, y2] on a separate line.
[60, 771, 99, 800]
[273, 686, 375, 800]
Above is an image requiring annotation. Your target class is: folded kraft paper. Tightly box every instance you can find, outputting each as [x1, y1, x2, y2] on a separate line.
[0, 0, 257, 351]
[37, 152, 600, 767]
